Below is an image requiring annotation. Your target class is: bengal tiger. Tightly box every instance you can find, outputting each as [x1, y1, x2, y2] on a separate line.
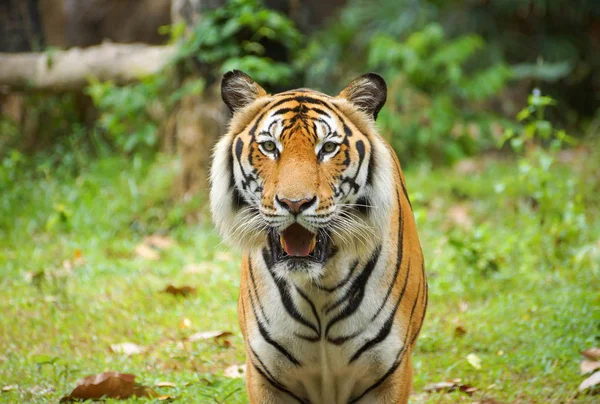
[210, 70, 427, 404]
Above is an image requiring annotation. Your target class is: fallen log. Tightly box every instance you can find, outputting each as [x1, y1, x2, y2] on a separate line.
[0, 42, 176, 91]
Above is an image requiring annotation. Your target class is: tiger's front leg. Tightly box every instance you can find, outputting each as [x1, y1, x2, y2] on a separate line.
[245, 360, 304, 404]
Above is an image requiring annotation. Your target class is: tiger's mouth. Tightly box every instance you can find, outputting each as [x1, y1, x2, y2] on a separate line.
[267, 223, 332, 264]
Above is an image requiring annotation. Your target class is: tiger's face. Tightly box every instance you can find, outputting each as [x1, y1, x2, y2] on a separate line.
[211, 71, 394, 278]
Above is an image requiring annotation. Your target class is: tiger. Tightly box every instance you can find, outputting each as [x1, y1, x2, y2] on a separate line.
[210, 70, 427, 404]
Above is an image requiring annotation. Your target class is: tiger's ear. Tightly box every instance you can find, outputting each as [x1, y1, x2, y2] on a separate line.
[221, 70, 267, 115]
[338, 73, 387, 120]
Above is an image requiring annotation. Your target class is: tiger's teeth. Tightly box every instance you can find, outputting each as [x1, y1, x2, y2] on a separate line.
[309, 237, 317, 253]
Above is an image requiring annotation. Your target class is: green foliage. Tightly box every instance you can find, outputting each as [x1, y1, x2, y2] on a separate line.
[500, 90, 585, 260]
[368, 23, 512, 164]
[87, 0, 302, 154]
[177, 0, 302, 87]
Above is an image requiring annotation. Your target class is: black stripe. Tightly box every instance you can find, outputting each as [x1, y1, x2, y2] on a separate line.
[366, 145, 375, 186]
[354, 196, 372, 216]
[349, 258, 412, 363]
[295, 286, 322, 336]
[370, 190, 404, 321]
[248, 259, 269, 324]
[249, 346, 308, 404]
[324, 246, 382, 336]
[247, 262, 302, 367]
[315, 259, 359, 292]
[348, 277, 423, 403]
[262, 251, 320, 337]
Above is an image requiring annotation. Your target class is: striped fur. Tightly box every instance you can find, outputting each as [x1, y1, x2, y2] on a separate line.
[210, 71, 427, 404]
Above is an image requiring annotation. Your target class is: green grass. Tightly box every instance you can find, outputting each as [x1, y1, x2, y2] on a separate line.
[1, 145, 599, 403]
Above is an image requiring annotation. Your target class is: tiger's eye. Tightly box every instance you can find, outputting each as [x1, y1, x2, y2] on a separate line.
[322, 142, 337, 153]
[262, 141, 276, 152]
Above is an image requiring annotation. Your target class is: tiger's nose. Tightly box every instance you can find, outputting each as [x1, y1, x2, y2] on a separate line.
[275, 196, 317, 214]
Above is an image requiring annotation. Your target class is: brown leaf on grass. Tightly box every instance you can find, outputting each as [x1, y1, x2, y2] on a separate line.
[582, 348, 600, 361]
[187, 331, 233, 342]
[454, 325, 467, 338]
[2, 385, 17, 392]
[144, 235, 174, 250]
[60, 372, 158, 402]
[581, 360, 600, 375]
[183, 262, 212, 274]
[188, 331, 233, 347]
[163, 285, 197, 297]
[423, 379, 478, 396]
[135, 244, 160, 260]
[134, 235, 174, 261]
[155, 381, 176, 388]
[224, 364, 246, 379]
[109, 342, 145, 356]
[578, 371, 600, 394]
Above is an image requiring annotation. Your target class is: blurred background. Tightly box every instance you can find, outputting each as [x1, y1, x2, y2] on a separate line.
[1, 1, 599, 403]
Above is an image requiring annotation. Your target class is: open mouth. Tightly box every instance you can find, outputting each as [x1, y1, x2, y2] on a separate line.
[267, 223, 332, 264]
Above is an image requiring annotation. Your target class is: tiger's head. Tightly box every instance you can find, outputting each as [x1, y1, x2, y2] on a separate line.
[211, 71, 396, 278]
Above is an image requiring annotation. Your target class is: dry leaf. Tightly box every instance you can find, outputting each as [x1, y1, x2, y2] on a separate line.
[458, 301, 469, 312]
[60, 372, 158, 402]
[581, 360, 600, 375]
[183, 263, 212, 274]
[467, 353, 482, 369]
[224, 364, 246, 379]
[110, 342, 145, 356]
[582, 348, 600, 361]
[454, 325, 467, 338]
[155, 381, 176, 388]
[164, 285, 197, 297]
[423, 379, 478, 396]
[180, 318, 192, 329]
[135, 244, 160, 260]
[578, 371, 600, 393]
[187, 331, 233, 343]
[2, 385, 17, 392]
[144, 235, 174, 250]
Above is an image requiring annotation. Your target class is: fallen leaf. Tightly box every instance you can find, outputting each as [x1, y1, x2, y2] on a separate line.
[155, 381, 176, 388]
[458, 301, 469, 312]
[164, 285, 197, 297]
[183, 263, 212, 274]
[581, 360, 600, 375]
[60, 372, 158, 402]
[423, 379, 478, 396]
[187, 331, 233, 343]
[144, 235, 174, 250]
[454, 325, 467, 338]
[110, 342, 145, 356]
[2, 385, 17, 392]
[179, 318, 192, 329]
[582, 348, 600, 361]
[224, 364, 246, 379]
[578, 371, 600, 393]
[467, 353, 482, 369]
[135, 244, 160, 260]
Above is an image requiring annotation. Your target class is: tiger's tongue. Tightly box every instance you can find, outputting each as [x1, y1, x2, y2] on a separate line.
[280, 223, 317, 257]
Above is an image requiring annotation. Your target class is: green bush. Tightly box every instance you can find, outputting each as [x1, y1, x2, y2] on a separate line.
[88, 0, 303, 154]
[368, 23, 512, 164]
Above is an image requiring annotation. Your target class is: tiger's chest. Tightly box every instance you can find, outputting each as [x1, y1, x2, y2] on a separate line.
[244, 250, 407, 404]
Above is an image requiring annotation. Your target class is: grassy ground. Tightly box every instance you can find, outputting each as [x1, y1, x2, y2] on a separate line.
[1, 144, 599, 403]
